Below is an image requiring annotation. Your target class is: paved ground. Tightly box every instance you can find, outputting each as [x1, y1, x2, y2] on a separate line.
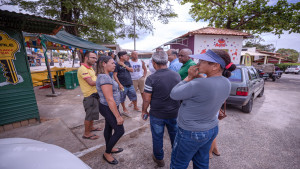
[80, 74, 300, 169]
[0, 72, 299, 169]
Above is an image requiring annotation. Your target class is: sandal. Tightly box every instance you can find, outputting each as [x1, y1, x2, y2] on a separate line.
[82, 134, 99, 140]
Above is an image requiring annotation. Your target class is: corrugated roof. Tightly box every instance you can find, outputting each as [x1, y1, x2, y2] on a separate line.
[179, 27, 251, 38]
[0, 9, 77, 35]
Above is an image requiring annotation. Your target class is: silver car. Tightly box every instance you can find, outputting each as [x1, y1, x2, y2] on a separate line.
[285, 65, 300, 74]
[226, 65, 265, 113]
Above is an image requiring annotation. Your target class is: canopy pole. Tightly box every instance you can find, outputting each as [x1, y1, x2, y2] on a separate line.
[39, 35, 60, 97]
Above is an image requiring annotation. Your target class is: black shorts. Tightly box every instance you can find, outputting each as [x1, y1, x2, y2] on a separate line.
[83, 93, 100, 121]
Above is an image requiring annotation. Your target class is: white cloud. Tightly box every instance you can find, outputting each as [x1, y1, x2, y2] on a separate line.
[117, 0, 300, 52]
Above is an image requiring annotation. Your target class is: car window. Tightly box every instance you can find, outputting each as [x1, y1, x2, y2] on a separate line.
[290, 66, 297, 68]
[248, 68, 257, 80]
[229, 68, 242, 82]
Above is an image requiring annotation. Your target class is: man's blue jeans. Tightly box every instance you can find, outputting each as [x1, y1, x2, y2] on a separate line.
[150, 115, 178, 160]
[170, 126, 218, 169]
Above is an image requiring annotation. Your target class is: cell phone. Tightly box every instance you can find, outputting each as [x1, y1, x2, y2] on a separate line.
[143, 114, 148, 120]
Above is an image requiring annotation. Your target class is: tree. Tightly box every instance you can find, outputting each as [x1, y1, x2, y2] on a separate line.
[276, 48, 299, 62]
[8, 0, 177, 44]
[243, 36, 275, 52]
[181, 0, 300, 36]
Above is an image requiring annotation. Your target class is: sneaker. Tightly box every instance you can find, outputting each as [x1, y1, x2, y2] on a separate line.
[152, 154, 165, 167]
[121, 112, 131, 118]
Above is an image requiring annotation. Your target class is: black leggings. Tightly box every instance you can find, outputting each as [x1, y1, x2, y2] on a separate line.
[99, 102, 125, 153]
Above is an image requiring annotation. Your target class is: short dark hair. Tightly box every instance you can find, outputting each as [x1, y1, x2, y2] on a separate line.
[84, 51, 92, 58]
[118, 51, 127, 58]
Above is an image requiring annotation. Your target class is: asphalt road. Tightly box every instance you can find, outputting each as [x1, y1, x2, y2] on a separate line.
[81, 74, 300, 169]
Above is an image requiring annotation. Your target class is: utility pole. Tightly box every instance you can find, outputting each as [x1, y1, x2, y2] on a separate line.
[133, 7, 136, 51]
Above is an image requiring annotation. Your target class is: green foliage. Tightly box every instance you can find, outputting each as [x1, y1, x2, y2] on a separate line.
[276, 48, 299, 62]
[182, 0, 300, 36]
[9, 0, 177, 44]
[275, 63, 300, 71]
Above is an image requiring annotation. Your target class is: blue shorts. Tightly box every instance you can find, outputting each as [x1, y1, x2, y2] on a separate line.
[120, 85, 137, 103]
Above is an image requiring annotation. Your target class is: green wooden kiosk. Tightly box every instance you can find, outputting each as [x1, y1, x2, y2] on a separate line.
[0, 10, 76, 126]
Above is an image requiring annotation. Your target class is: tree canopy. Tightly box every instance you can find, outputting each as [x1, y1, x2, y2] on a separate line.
[182, 0, 300, 36]
[276, 48, 299, 62]
[8, 0, 177, 44]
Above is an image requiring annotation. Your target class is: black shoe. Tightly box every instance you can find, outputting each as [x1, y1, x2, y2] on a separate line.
[111, 148, 123, 154]
[152, 154, 165, 167]
[103, 154, 118, 165]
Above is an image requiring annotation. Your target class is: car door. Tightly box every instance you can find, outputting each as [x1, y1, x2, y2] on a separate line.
[252, 68, 264, 93]
[247, 68, 260, 97]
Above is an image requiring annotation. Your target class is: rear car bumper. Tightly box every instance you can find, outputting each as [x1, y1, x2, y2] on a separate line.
[226, 95, 251, 106]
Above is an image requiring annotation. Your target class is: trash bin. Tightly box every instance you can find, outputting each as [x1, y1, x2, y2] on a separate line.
[64, 71, 77, 89]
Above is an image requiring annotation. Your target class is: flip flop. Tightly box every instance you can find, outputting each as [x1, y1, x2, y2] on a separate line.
[82, 134, 99, 140]
[91, 127, 103, 132]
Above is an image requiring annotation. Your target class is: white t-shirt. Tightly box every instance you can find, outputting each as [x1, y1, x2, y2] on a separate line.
[129, 59, 144, 80]
[148, 59, 156, 74]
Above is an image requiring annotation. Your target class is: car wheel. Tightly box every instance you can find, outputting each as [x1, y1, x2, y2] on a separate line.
[242, 96, 253, 113]
[296, 71, 299, 74]
[258, 87, 264, 97]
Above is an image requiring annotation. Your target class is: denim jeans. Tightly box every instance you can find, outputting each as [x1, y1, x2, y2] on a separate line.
[150, 115, 178, 160]
[120, 85, 137, 103]
[170, 126, 218, 169]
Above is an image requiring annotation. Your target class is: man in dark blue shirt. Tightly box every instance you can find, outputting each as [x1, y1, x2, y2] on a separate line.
[142, 51, 181, 167]
[113, 51, 139, 117]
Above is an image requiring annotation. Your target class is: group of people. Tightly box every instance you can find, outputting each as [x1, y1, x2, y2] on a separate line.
[77, 48, 236, 169]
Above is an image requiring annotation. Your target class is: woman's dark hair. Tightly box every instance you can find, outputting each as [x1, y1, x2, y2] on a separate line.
[211, 49, 236, 78]
[96, 55, 113, 74]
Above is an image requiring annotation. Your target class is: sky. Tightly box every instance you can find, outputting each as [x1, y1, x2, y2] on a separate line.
[116, 0, 300, 52]
[1, 0, 299, 52]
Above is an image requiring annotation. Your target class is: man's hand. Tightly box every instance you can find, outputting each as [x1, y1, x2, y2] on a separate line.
[116, 116, 124, 125]
[118, 61, 125, 67]
[119, 84, 124, 91]
[141, 111, 149, 121]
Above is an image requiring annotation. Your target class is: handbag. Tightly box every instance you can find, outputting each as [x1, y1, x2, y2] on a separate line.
[218, 102, 227, 120]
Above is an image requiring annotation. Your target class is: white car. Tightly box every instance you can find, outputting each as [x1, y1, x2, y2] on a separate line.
[285, 65, 300, 74]
[0, 138, 91, 169]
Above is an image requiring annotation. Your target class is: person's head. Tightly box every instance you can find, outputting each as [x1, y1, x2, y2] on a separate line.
[178, 48, 192, 64]
[108, 51, 115, 59]
[131, 51, 138, 60]
[167, 49, 178, 62]
[156, 47, 164, 52]
[83, 51, 97, 66]
[118, 51, 128, 62]
[96, 55, 116, 74]
[189, 49, 236, 78]
[152, 51, 168, 70]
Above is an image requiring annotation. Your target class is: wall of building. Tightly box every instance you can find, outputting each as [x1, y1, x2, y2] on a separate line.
[170, 36, 195, 54]
[194, 35, 244, 64]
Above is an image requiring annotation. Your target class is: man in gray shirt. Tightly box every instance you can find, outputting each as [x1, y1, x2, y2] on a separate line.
[142, 51, 181, 167]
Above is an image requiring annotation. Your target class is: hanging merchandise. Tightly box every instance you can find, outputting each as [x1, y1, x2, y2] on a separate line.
[62, 45, 66, 49]
[37, 38, 41, 45]
[83, 49, 86, 54]
[57, 50, 60, 53]
[24, 36, 30, 42]
[26, 42, 30, 48]
[34, 48, 38, 53]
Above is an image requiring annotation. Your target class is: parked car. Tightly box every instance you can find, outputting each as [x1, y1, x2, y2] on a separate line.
[285, 65, 300, 74]
[0, 138, 91, 169]
[226, 65, 265, 113]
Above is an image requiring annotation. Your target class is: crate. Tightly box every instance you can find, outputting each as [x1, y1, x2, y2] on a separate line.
[64, 71, 77, 89]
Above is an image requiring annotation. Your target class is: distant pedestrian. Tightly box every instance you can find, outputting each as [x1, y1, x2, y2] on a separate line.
[178, 48, 196, 80]
[170, 49, 236, 169]
[113, 51, 138, 117]
[77, 51, 103, 140]
[142, 51, 181, 167]
[128, 51, 147, 107]
[167, 49, 182, 72]
[96, 55, 125, 165]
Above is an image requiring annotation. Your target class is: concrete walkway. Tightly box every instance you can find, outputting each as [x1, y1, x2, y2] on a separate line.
[0, 85, 148, 156]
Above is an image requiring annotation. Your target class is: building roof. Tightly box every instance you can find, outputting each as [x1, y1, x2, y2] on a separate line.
[157, 27, 252, 49]
[23, 30, 111, 51]
[179, 27, 251, 38]
[0, 9, 78, 35]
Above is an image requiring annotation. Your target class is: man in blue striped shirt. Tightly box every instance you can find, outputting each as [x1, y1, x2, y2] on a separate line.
[167, 49, 182, 72]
